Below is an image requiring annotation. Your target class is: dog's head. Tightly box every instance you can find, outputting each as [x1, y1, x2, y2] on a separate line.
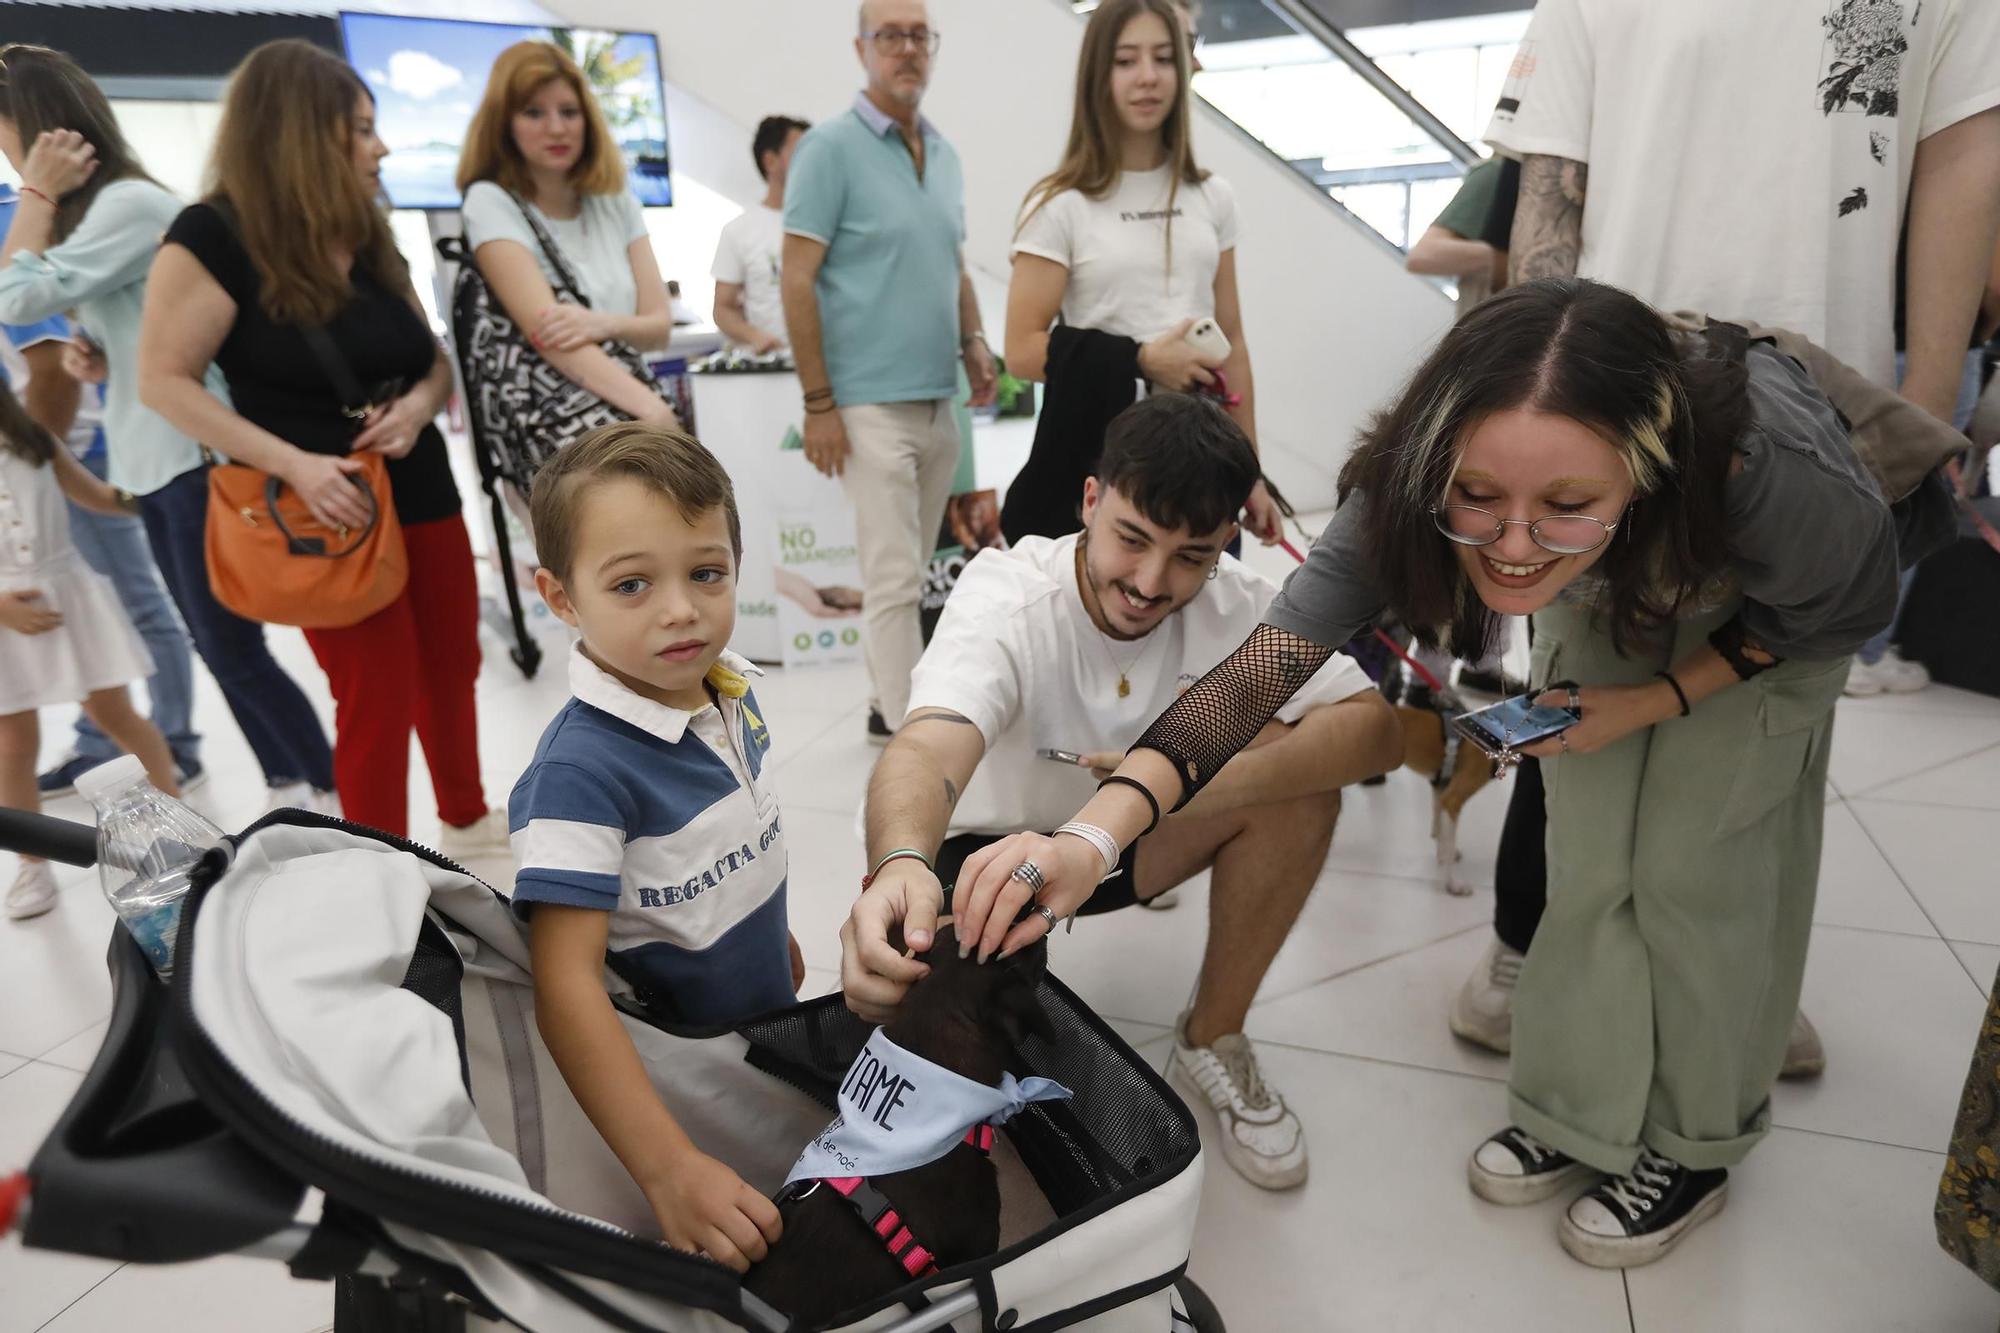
[883, 923, 1056, 1085]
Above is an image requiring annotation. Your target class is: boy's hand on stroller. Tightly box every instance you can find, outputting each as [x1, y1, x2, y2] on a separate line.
[957, 831, 1102, 964]
[840, 860, 940, 1024]
[647, 1151, 782, 1273]
[0, 589, 62, 635]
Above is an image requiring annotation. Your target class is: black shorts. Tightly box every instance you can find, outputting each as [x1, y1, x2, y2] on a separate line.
[933, 831, 1146, 916]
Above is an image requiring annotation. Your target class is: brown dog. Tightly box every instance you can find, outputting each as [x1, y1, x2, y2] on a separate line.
[743, 926, 1055, 1327]
[1394, 698, 1498, 896]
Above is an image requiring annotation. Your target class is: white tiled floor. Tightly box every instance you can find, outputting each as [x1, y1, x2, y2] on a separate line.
[3, 549, 1998, 1331]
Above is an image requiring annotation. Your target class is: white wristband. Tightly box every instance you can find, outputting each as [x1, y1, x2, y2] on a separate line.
[1055, 821, 1120, 880]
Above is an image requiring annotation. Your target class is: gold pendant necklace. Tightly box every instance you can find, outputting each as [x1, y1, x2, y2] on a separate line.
[1100, 637, 1144, 697]
[1077, 538, 1147, 698]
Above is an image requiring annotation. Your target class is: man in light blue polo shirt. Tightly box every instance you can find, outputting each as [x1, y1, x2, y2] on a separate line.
[781, 0, 997, 743]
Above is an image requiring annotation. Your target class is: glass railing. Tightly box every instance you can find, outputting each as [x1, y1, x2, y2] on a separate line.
[1073, 0, 1530, 252]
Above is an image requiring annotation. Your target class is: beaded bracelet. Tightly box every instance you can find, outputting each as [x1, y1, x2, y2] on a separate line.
[861, 847, 930, 889]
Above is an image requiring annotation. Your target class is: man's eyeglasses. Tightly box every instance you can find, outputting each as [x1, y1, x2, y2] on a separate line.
[1431, 504, 1620, 556]
[864, 27, 942, 55]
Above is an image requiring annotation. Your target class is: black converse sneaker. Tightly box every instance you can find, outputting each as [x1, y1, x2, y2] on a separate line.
[1468, 1126, 1596, 1205]
[1557, 1148, 1728, 1268]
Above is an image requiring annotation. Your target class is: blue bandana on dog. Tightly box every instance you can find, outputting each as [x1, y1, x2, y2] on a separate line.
[786, 1029, 1073, 1185]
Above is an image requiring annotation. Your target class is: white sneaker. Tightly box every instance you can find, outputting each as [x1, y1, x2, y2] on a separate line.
[1844, 649, 1929, 697]
[266, 783, 342, 818]
[1450, 935, 1523, 1054]
[6, 861, 58, 921]
[1170, 1012, 1307, 1190]
[1780, 1009, 1825, 1079]
[436, 808, 512, 864]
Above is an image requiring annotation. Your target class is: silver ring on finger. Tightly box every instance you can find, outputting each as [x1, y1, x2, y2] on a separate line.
[1558, 729, 1570, 753]
[1010, 860, 1046, 893]
[1032, 903, 1058, 932]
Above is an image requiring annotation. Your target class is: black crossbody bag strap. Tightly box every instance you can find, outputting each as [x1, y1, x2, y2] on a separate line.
[509, 192, 594, 309]
[211, 199, 374, 422]
[297, 324, 373, 425]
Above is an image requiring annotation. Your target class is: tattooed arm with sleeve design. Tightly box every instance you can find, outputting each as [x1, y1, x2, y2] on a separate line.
[1508, 155, 1588, 284]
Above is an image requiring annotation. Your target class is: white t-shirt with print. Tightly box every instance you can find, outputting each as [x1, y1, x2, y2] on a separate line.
[1485, 0, 2000, 386]
[710, 205, 787, 347]
[461, 181, 652, 317]
[1010, 166, 1239, 342]
[907, 533, 1375, 839]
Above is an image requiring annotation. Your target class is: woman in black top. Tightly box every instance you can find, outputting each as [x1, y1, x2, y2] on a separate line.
[139, 40, 506, 858]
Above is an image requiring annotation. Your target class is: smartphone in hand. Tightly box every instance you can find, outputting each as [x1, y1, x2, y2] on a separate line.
[1184, 318, 1231, 362]
[1452, 692, 1581, 772]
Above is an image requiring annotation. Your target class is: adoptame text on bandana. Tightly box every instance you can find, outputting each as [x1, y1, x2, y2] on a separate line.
[786, 1029, 1072, 1185]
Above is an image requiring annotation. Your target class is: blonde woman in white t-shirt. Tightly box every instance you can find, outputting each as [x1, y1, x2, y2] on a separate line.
[456, 41, 675, 427]
[1001, 0, 1279, 546]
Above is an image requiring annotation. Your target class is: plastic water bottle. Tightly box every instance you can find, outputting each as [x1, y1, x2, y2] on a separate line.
[74, 755, 224, 981]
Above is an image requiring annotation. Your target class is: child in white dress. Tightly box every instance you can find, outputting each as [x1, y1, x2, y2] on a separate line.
[0, 375, 178, 920]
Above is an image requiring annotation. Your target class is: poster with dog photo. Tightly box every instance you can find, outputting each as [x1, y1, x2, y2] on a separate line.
[919, 489, 1005, 643]
[773, 429, 866, 670]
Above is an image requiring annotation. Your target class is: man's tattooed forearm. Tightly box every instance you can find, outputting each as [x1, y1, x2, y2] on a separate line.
[1509, 155, 1588, 284]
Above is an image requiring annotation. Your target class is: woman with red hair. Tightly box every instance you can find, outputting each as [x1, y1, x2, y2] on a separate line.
[457, 41, 676, 427]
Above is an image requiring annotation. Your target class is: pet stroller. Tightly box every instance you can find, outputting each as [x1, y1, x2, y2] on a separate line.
[1, 809, 1217, 1332]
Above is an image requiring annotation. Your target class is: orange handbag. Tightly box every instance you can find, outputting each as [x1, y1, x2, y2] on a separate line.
[204, 449, 407, 629]
[203, 319, 409, 629]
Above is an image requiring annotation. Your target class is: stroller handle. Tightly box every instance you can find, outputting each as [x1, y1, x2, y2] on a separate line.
[0, 808, 97, 868]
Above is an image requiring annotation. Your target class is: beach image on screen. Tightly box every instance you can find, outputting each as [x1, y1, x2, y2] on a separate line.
[341, 13, 671, 210]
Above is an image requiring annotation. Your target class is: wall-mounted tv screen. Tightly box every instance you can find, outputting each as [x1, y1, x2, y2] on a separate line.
[339, 12, 671, 210]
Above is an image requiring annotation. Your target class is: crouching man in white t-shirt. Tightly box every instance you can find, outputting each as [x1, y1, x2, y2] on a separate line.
[839, 393, 1401, 1190]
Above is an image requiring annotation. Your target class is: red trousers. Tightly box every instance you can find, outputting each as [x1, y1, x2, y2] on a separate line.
[304, 514, 487, 838]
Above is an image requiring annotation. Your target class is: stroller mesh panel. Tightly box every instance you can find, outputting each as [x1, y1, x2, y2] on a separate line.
[403, 916, 469, 1093]
[734, 978, 1200, 1219]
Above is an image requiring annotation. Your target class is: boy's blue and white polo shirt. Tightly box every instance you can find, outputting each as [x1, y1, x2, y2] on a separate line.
[508, 643, 794, 1026]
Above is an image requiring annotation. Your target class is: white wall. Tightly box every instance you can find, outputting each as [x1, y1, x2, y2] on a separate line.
[546, 0, 1453, 510]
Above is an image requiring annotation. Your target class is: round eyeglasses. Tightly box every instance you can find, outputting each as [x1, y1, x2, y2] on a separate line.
[1431, 505, 1620, 556]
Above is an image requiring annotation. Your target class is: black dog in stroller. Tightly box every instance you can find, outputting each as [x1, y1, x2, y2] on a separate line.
[1, 808, 1223, 1331]
[746, 925, 1063, 1323]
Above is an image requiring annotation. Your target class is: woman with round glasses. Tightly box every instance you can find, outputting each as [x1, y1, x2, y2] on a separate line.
[857, 279, 1929, 1268]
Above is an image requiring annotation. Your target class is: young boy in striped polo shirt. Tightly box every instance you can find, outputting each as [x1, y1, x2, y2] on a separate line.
[509, 423, 801, 1271]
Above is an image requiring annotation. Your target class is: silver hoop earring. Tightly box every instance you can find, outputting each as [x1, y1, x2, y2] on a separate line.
[1206, 563, 1219, 582]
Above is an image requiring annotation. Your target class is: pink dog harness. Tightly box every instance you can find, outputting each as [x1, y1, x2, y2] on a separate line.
[778, 1124, 997, 1278]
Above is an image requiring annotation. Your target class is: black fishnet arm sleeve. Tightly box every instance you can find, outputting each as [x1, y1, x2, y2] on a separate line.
[1131, 624, 1338, 810]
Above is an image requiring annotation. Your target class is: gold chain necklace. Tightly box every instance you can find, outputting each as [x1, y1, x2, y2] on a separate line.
[1076, 538, 1151, 698]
